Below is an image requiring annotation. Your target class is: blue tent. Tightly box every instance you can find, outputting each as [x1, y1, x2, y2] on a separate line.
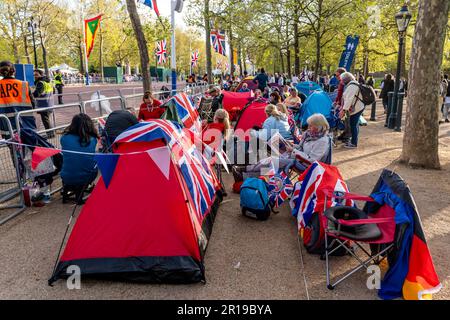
[298, 91, 333, 127]
[296, 81, 322, 97]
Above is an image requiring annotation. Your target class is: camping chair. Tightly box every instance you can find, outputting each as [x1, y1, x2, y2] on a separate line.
[288, 135, 333, 182]
[321, 189, 396, 290]
[197, 97, 214, 122]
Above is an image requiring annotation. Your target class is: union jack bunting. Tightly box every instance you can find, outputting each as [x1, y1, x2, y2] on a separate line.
[267, 172, 294, 208]
[210, 30, 227, 56]
[191, 50, 199, 68]
[156, 40, 167, 65]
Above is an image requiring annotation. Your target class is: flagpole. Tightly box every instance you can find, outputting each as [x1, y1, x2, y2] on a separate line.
[81, 4, 90, 86]
[170, 0, 177, 95]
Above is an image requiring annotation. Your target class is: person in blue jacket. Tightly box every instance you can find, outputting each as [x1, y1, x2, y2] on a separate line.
[60, 114, 98, 203]
[251, 104, 293, 141]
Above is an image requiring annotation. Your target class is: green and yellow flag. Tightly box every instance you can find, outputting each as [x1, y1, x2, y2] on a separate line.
[84, 14, 102, 59]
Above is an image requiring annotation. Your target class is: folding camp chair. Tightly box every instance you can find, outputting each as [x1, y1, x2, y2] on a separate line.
[321, 190, 396, 290]
[197, 97, 214, 122]
[288, 135, 333, 182]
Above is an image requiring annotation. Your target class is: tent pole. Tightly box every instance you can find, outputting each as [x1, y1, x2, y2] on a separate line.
[48, 185, 88, 286]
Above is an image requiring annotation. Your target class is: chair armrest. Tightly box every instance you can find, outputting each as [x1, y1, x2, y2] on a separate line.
[336, 217, 393, 226]
[322, 189, 373, 202]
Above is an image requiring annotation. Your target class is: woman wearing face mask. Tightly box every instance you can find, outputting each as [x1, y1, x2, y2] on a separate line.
[233, 113, 331, 179]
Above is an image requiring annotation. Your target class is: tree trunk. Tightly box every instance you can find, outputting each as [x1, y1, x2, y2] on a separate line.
[363, 45, 369, 78]
[205, 0, 212, 84]
[293, 19, 300, 76]
[39, 32, 49, 77]
[238, 44, 243, 76]
[280, 49, 285, 74]
[23, 34, 31, 65]
[315, 33, 321, 81]
[400, 0, 449, 169]
[286, 47, 291, 78]
[243, 50, 247, 74]
[229, 28, 235, 75]
[125, 0, 151, 92]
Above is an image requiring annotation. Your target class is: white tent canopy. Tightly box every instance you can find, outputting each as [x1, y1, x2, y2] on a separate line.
[49, 64, 79, 74]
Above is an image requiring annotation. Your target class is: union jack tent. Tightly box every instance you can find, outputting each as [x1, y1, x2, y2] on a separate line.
[49, 118, 223, 285]
[210, 30, 227, 56]
[156, 40, 167, 65]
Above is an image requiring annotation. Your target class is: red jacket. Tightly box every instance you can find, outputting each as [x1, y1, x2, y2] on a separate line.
[138, 99, 164, 121]
[335, 80, 345, 107]
[202, 122, 225, 150]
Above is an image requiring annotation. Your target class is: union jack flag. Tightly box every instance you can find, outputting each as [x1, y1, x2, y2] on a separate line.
[138, 0, 160, 17]
[267, 172, 294, 208]
[191, 50, 199, 68]
[290, 162, 353, 231]
[156, 40, 167, 65]
[173, 92, 202, 134]
[210, 30, 227, 56]
[114, 118, 220, 221]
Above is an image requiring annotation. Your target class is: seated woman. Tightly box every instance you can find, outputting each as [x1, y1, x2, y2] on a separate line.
[235, 114, 331, 178]
[60, 114, 99, 204]
[251, 104, 293, 141]
[138, 91, 164, 121]
[284, 87, 302, 108]
[202, 109, 231, 151]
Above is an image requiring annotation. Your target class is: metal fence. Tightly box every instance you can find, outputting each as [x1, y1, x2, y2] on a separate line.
[0, 84, 209, 224]
[0, 115, 25, 225]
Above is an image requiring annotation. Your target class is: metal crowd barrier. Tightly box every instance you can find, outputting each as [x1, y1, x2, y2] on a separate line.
[81, 96, 125, 123]
[0, 115, 26, 225]
[0, 85, 210, 225]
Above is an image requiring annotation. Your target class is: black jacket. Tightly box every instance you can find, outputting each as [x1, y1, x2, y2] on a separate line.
[105, 110, 139, 139]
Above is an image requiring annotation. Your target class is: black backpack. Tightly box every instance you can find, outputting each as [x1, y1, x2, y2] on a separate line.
[351, 82, 376, 106]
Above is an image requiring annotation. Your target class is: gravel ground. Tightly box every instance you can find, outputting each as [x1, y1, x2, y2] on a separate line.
[0, 104, 449, 300]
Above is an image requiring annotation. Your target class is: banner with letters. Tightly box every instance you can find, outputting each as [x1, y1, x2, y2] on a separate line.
[338, 35, 360, 71]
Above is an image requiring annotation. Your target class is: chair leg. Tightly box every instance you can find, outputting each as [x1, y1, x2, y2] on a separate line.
[326, 242, 394, 290]
[325, 232, 333, 290]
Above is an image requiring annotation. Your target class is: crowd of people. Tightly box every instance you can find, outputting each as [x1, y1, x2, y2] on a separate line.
[1, 56, 447, 207]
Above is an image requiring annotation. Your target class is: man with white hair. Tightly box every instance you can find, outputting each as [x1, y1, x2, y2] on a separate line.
[339, 72, 366, 149]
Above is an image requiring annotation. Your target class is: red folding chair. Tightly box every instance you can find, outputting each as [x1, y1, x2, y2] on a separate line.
[321, 189, 396, 290]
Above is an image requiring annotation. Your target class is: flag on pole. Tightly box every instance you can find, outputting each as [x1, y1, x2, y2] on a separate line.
[156, 40, 167, 65]
[210, 30, 227, 56]
[191, 50, 199, 68]
[138, 0, 160, 16]
[84, 14, 102, 59]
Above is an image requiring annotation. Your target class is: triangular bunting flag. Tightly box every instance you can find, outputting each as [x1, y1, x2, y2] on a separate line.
[147, 147, 171, 180]
[94, 154, 120, 188]
[32, 147, 61, 170]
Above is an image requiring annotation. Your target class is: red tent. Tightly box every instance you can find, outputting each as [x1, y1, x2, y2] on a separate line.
[222, 91, 252, 121]
[234, 100, 268, 142]
[49, 120, 223, 284]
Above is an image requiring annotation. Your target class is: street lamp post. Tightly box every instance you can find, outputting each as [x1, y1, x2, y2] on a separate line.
[389, 4, 412, 131]
[27, 17, 38, 69]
